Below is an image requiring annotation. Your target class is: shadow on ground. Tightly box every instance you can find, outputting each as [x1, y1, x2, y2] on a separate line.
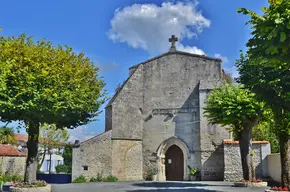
[132, 182, 229, 188]
[126, 182, 228, 192]
[127, 189, 221, 192]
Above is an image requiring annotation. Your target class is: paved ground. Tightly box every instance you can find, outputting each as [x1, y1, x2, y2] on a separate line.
[51, 181, 268, 192]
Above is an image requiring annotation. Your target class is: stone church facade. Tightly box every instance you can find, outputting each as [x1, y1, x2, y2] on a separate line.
[72, 37, 270, 181]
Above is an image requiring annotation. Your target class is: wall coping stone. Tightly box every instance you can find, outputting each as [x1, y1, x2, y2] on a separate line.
[223, 140, 269, 144]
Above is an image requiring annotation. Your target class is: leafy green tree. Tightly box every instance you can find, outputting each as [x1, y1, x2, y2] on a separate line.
[37, 123, 70, 170]
[237, 0, 290, 187]
[252, 120, 279, 153]
[62, 145, 72, 173]
[0, 127, 17, 145]
[204, 83, 264, 181]
[0, 34, 106, 183]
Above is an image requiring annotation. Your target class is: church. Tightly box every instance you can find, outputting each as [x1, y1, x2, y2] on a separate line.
[72, 36, 271, 181]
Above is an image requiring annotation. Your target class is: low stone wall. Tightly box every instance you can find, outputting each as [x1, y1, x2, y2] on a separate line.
[10, 185, 51, 192]
[0, 156, 26, 176]
[223, 140, 271, 181]
[267, 153, 287, 183]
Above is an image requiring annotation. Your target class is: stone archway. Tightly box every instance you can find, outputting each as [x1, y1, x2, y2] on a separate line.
[156, 136, 190, 181]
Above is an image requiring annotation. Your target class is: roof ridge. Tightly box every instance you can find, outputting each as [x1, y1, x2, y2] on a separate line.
[129, 51, 222, 70]
[81, 130, 112, 144]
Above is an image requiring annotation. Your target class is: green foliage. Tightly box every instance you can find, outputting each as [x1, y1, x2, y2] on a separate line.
[238, 1, 290, 187]
[0, 127, 17, 145]
[14, 180, 47, 188]
[55, 165, 68, 174]
[39, 124, 69, 146]
[2, 174, 24, 183]
[252, 120, 280, 153]
[72, 175, 87, 183]
[145, 167, 158, 181]
[204, 83, 264, 137]
[0, 34, 106, 128]
[102, 175, 118, 182]
[37, 123, 70, 169]
[89, 173, 103, 182]
[188, 166, 198, 176]
[237, 0, 290, 64]
[0, 34, 106, 183]
[62, 145, 72, 173]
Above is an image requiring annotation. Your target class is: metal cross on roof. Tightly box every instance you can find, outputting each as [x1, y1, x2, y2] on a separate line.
[169, 35, 178, 52]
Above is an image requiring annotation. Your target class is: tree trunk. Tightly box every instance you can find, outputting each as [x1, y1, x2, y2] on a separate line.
[24, 121, 40, 183]
[279, 132, 290, 189]
[239, 127, 255, 181]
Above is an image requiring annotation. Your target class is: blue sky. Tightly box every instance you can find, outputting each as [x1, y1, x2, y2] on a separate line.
[0, 0, 268, 141]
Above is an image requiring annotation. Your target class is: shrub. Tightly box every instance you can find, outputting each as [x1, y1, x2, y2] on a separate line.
[13, 180, 47, 188]
[145, 167, 158, 181]
[2, 174, 23, 183]
[72, 175, 87, 183]
[102, 175, 118, 182]
[55, 165, 68, 173]
[188, 166, 198, 176]
[89, 173, 103, 182]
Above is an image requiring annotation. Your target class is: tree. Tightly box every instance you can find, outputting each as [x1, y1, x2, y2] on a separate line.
[62, 145, 72, 173]
[0, 127, 17, 145]
[37, 123, 69, 171]
[0, 34, 106, 183]
[252, 107, 279, 153]
[237, 0, 290, 187]
[204, 83, 264, 181]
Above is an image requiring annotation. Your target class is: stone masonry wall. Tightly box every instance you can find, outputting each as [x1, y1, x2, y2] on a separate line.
[112, 140, 143, 181]
[111, 64, 144, 140]
[199, 81, 229, 181]
[0, 156, 26, 176]
[140, 52, 223, 180]
[223, 141, 271, 181]
[72, 131, 112, 180]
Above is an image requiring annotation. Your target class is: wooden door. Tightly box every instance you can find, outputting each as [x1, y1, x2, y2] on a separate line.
[165, 145, 184, 181]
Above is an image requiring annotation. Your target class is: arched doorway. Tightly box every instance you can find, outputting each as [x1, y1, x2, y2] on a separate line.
[165, 145, 184, 181]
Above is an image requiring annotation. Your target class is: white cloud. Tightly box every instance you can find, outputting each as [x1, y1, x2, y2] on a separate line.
[178, 44, 205, 55]
[108, 1, 210, 54]
[67, 126, 95, 142]
[214, 53, 229, 64]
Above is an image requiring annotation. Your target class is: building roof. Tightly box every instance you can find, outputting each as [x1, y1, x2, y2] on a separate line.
[81, 130, 112, 145]
[0, 145, 26, 157]
[105, 51, 222, 108]
[14, 134, 65, 146]
[15, 134, 28, 141]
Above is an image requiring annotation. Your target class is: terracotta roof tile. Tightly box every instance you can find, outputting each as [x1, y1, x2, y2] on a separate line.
[15, 134, 28, 141]
[0, 145, 26, 157]
[223, 140, 269, 144]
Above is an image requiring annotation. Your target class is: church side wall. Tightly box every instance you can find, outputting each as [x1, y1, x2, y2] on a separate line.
[72, 131, 112, 180]
[111, 140, 143, 181]
[111, 65, 144, 140]
[141, 54, 222, 180]
[199, 89, 229, 181]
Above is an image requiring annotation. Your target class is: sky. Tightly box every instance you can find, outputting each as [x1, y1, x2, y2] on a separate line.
[0, 0, 268, 141]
